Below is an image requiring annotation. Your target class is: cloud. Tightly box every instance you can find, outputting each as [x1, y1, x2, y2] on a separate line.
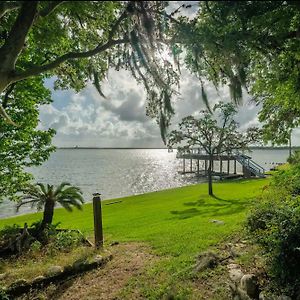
[40, 65, 263, 148]
[165, 1, 199, 18]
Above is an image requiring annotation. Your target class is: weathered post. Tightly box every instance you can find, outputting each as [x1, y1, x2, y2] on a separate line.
[93, 193, 103, 248]
[190, 158, 192, 173]
[289, 131, 292, 159]
[227, 159, 230, 174]
[234, 159, 237, 174]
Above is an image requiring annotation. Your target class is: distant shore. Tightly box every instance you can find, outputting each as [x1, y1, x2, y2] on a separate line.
[56, 146, 300, 150]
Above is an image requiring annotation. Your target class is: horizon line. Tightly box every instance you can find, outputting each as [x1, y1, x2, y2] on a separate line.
[55, 146, 300, 150]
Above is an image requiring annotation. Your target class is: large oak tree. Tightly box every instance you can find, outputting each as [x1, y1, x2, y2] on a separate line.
[0, 1, 185, 201]
[0, 1, 182, 133]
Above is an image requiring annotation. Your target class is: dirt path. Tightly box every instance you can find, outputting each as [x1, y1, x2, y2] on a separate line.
[46, 243, 156, 300]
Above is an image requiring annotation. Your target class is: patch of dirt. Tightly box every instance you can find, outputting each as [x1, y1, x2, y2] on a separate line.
[40, 242, 157, 300]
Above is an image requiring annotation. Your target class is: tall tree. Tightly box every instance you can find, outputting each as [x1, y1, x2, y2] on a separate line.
[0, 1, 192, 202]
[0, 77, 55, 202]
[177, 1, 300, 144]
[167, 102, 260, 195]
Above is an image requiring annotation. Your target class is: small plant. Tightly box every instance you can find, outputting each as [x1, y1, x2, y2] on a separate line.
[52, 230, 84, 252]
[0, 224, 21, 241]
[0, 288, 9, 300]
[30, 240, 42, 253]
[30, 221, 62, 244]
[17, 182, 84, 231]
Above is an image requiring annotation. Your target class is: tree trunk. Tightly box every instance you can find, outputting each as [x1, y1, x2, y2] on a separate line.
[41, 200, 55, 230]
[208, 155, 213, 196]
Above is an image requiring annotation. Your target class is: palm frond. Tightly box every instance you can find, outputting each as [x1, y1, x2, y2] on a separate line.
[16, 199, 39, 212]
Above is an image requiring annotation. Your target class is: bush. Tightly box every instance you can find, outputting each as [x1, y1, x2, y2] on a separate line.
[0, 288, 9, 300]
[0, 224, 21, 241]
[30, 220, 61, 244]
[270, 164, 300, 196]
[51, 230, 84, 252]
[30, 240, 42, 253]
[287, 150, 300, 165]
[246, 165, 300, 296]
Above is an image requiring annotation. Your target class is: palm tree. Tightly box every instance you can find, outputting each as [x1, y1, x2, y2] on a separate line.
[17, 182, 84, 230]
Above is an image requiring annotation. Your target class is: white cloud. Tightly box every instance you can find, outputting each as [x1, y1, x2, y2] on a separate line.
[40, 66, 265, 147]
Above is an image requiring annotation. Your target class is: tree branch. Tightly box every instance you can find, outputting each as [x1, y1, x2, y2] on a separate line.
[11, 3, 132, 82]
[16, 199, 38, 211]
[108, 7, 129, 40]
[0, 104, 16, 125]
[2, 83, 16, 108]
[183, 133, 209, 154]
[12, 37, 129, 82]
[0, 2, 38, 71]
[39, 1, 65, 17]
[0, 1, 22, 19]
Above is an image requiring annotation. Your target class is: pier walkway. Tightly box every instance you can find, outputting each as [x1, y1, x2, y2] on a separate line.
[176, 149, 265, 179]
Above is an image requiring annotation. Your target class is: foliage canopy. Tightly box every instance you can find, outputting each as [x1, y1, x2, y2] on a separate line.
[177, 1, 300, 144]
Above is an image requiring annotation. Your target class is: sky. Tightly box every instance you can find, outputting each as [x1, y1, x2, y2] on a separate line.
[37, 1, 299, 148]
[40, 69, 264, 148]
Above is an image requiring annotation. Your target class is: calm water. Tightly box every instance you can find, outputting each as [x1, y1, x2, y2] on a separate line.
[0, 148, 290, 218]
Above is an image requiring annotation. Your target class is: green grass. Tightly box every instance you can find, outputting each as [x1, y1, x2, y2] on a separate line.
[0, 179, 268, 298]
[0, 179, 267, 259]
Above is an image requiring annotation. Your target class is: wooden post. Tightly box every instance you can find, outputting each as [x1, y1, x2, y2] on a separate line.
[190, 158, 192, 173]
[227, 159, 230, 174]
[197, 159, 199, 175]
[205, 160, 207, 174]
[289, 131, 292, 159]
[93, 193, 103, 248]
[183, 158, 185, 173]
[220, 159, 222, 174]
[234, 159, 237, 174]
[211, 159, 214, 173]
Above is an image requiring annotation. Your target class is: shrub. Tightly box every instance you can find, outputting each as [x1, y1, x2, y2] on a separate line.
[0, 288, 9, 300]
[287, 150, 300, 165]
[0, 224, 21, 241]
[246, 165, 300, 296]
[30, 240, 42, 253]
[270, 164, 300, 196]
[51, 230, 84, 252]
[30, 220, 61, 244]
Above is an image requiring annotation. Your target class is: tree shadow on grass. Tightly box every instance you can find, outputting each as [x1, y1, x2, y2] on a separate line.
[170, 195, 253, 220]
[170, 208, 202, 220]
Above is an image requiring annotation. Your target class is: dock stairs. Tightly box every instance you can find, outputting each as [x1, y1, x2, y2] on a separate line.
[235, 153, 265, 178]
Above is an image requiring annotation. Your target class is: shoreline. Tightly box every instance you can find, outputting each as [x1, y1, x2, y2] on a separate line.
[0, 178, 267, 224]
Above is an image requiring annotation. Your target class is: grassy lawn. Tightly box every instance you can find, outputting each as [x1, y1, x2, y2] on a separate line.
[0, 178, 268, 298]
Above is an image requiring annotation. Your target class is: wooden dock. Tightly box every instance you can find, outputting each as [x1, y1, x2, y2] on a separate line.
[176, 150, 265, 179]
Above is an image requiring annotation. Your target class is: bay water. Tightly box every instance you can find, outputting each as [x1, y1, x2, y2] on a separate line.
[0, 148, 290, 218]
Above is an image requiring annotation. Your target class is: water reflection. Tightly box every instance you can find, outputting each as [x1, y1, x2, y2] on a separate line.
[0, 148, 289, 218]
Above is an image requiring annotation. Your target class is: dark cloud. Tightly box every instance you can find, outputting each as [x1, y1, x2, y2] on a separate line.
[101, 88, 148, 123]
